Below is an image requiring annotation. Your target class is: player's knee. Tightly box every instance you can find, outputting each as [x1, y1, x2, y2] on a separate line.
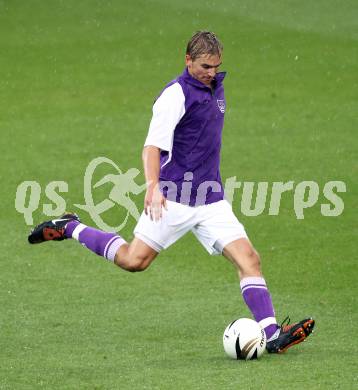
[241, 247, 261, 274]
[249, 250, 261, 272]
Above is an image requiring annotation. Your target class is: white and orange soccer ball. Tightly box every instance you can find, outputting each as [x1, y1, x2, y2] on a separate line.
[223, 318, 266, 360]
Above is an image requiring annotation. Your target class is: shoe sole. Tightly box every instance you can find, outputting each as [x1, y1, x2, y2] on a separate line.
[278, 318, 315, 353]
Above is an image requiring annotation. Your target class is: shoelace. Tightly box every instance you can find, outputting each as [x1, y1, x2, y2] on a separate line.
[280, 316, 292, 331]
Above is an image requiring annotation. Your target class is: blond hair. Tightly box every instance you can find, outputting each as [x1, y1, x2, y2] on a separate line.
[186, 31, 223, 60]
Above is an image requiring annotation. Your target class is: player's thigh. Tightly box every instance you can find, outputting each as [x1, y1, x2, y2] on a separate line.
[193, 200, 248, 255]
[134, 200, 196, 251]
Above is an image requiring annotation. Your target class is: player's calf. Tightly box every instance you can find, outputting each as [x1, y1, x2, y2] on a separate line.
[121, 259, 151, 273]
[114, 238, 158, 272]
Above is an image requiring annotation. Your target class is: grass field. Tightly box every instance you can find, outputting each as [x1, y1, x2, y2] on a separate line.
[1, 1, 357, 388]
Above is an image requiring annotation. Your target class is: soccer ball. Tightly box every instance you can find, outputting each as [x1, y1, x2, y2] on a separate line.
[223, 318, 266, 360]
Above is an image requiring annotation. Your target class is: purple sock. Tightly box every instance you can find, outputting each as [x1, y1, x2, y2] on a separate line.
[65, 221, 126, 261]
[240, 276, 279, 340]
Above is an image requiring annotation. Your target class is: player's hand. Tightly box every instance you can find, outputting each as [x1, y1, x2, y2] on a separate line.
[144, 183, 167, 221]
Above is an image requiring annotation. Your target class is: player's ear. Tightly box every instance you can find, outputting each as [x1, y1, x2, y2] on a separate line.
[185, 54, 192, 67]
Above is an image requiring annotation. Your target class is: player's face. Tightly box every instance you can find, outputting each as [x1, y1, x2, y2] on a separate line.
[186, 54, 222, 86]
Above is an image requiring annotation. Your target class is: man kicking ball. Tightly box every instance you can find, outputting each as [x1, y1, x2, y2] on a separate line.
[28, 31, 314, 353]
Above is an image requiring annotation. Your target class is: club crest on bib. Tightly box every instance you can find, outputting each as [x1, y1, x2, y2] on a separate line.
[217, 99, 225, 113]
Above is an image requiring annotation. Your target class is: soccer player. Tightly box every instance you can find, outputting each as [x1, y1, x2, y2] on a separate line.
[28, 31, 314, 353]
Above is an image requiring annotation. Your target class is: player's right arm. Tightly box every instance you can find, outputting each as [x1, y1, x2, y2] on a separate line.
[142, 82, 185, 221]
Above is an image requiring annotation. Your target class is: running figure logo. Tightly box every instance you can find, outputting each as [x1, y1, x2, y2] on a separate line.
[74, 157, 146, 232]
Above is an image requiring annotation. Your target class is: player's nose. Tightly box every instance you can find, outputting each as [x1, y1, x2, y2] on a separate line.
[208, 68, 216, 78]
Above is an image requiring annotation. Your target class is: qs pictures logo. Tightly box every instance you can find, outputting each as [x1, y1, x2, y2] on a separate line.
[15, 157, 347, 232]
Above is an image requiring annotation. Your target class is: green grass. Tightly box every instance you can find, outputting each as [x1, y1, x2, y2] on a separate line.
[1, 0, 357, 388]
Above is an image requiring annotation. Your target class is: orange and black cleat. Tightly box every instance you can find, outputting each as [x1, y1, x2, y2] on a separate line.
[266, 317, 315, 353]
[28, 213, 80, 244]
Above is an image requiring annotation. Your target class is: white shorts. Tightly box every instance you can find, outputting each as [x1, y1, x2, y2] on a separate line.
[134, 199, 248, 255]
